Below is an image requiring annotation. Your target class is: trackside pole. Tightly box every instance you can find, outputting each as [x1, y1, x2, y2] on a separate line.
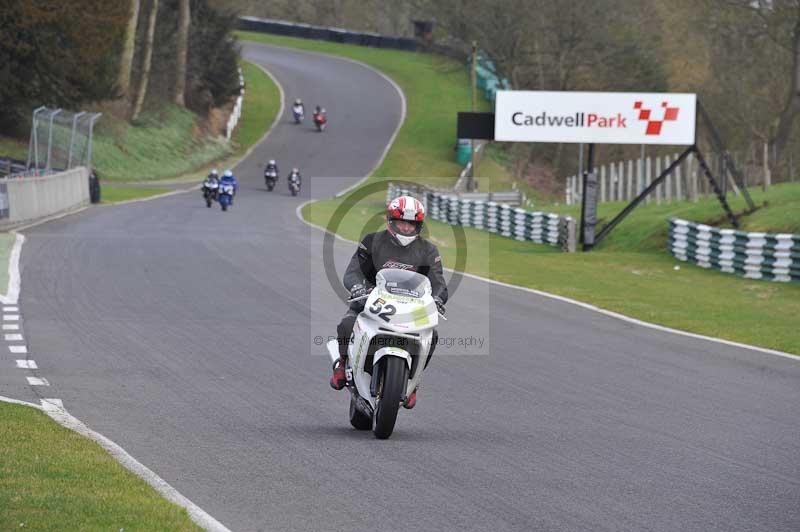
[579, 144, 597, 250]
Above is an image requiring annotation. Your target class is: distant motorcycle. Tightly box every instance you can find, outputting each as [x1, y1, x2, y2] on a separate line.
[264, 168, 278, 191]
[218, 183, 235, 211]
[288, 172, 301, 196]
[292, 104, 304, 124]
[313, 110, 327, 132]
[202, 178, 219, 208]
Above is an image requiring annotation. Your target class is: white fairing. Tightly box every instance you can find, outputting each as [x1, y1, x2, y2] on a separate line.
[341, 269, 438, 411]
[221, 184, 234, 194]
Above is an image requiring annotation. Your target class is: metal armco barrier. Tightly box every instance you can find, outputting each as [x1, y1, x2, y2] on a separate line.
[237, 17, 419, 51]
[669, 218, 800, 282]
[388, 184, 576, 252]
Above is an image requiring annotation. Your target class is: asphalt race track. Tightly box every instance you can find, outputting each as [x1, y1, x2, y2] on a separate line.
[4, 42, 799, 532]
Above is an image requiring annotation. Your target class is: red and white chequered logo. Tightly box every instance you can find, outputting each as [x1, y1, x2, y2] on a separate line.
[634, 101, 679, 135]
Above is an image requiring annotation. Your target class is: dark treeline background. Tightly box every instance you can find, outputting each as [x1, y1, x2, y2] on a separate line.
[0, 0, 241, 134]
[224, 0, 799, 184]
[2, 0, 797, 183]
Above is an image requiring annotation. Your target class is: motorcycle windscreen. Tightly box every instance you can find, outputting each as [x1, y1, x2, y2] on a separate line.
[376, 269, 430, 299]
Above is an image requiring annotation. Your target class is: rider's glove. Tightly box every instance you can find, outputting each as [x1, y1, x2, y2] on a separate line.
[349, 284, 369, 299]
[434, 296, 446, 316]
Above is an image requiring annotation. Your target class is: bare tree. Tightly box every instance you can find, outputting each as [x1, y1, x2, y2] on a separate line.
[118, 0, 140, 99]
[174, 0, 190, 106]
[131, 0, 159, 121]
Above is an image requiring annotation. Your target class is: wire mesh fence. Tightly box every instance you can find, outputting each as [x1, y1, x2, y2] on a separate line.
[24, 107, 101, 177]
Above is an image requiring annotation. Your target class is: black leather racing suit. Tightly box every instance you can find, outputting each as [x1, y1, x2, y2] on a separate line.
[336, 229, 448, 359]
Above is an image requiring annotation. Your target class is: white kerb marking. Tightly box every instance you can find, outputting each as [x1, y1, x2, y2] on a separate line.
[3, 314, 19, 321]
[41, 398, 64, 411]
[6, 333, 23, 341]
[16, 359, 37, 369]
[9, 345, 27, 354]
[3, 324, 19, 330]
[27, 376, 49, 386]
[3, 306, 19, 312]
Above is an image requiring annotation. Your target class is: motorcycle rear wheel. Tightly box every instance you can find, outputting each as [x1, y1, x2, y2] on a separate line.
[373, 357, 407, 439]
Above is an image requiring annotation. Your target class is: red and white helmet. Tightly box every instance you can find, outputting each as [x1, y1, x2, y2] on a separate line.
[386, 195, 425, 246]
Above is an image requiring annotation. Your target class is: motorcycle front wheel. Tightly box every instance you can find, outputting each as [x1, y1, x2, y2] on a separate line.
[373, 357, 407, 439]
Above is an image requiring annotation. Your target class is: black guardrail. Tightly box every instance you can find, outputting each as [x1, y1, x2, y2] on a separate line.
[237, 16, 420, 52]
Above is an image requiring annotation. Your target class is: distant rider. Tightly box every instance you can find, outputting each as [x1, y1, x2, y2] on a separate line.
[330, 195, 447, 409]
[265, 159, 279, 176]
[206, 168, 220, 185]
[292, 99, 305, 120]
[288, 167, 302, 185]
[220, 169, 238, 197]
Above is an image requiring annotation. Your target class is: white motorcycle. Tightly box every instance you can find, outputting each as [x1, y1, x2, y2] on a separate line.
[292, 104, 304, 124]
[326, 268, 441, 439]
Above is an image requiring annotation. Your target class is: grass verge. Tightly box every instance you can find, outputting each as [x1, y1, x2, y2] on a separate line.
[239, 32, 800, 354]
[0, 402, 202, 531]
[0, 135, 28, 161]
[101, 186, 172, 204]
[93, 59, 279, 183]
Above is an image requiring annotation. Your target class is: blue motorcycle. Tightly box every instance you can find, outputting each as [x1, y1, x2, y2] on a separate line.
[218, 183, 235, 211]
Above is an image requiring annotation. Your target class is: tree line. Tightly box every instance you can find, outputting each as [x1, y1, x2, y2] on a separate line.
[224, 0, 799, 184]
[0, 0, 241, 133]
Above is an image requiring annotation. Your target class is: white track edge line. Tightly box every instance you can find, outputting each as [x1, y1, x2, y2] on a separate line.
[295, 207, 800, 363]
[0, 233, 24, 305]
[0, 395, 232, 532]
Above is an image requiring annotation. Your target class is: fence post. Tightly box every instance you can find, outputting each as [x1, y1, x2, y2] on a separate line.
[664, 155, 672, 203]
[763, 142, 771, 191]
[600, 165, 606, 202]
[645, 156, 652, 205]
[45, 109, 63, 172]
[675, 153, 683, 201]
[637, 157, 643, 195]
[626, 160, 633, 201]
[655, 155, 662, 205]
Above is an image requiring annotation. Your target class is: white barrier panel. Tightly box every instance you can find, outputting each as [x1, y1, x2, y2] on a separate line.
[1, 167, 90, 226]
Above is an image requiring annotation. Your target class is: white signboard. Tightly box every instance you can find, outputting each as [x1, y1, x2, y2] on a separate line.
[495, 91, 696, 145]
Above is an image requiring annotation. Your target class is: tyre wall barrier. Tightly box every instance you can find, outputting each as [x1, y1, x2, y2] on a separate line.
[237, 16, 420, 52]
[669, 218, 800, 282]
[0, 167, 90, 229]
[388, 183, 576, 252]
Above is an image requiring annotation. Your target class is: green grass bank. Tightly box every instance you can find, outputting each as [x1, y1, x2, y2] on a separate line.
[94, 59, 279, 183]
[0, 403, 202, 531]
[235, 32, 800, 354]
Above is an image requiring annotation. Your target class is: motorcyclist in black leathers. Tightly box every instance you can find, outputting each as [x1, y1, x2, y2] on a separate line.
[330, 195, 447, 409]
[206, 168, 220, 185]
[265, 160, 279, 176]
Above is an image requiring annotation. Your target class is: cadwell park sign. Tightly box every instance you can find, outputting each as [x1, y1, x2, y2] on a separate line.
[494, 91, 697, 146]
[456, 89, 749, 250]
